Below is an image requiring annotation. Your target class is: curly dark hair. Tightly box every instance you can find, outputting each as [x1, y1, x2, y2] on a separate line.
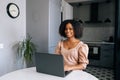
[59, 19, 83, 38]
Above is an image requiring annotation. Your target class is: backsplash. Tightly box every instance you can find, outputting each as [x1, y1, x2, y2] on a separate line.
[81, 25, 114, 42]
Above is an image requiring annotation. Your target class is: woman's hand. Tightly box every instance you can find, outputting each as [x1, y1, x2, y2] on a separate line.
[64, 65, 72, 71]
[64, 64, 86, 71]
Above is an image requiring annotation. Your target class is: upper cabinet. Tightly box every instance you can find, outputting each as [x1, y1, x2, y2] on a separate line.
[65, 0, 115, 25]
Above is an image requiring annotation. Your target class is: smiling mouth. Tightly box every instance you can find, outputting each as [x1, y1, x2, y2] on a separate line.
[66, 33, 72, 36]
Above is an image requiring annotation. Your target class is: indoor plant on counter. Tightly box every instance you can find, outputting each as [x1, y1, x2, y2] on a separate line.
[17, 34, 36, 67]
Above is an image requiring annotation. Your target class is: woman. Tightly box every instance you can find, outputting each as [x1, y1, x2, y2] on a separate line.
[55, 19, 89, 71]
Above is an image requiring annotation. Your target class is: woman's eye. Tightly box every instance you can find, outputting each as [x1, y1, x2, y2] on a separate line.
[70, 28, 73, 30]
[65, 28, 73, 30]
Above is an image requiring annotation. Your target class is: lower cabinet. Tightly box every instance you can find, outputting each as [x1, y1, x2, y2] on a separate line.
[100, 44, 114, 68]
[87, 43, 114, 68]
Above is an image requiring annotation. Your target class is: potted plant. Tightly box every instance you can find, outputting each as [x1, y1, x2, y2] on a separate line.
[17, 34, 36, 64]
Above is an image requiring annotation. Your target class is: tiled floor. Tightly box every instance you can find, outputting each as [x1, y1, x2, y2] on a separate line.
[84, 66, 114, 80]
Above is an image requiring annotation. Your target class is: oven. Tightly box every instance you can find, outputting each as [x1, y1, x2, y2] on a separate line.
[88, 46, 100, 60]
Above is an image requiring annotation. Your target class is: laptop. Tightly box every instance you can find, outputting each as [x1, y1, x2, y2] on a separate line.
[35, 52, 72, 77]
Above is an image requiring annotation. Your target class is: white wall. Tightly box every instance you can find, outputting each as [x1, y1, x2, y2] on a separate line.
[49, 0, 62, 53]
[26, 0, 61, 53]
[62, 0, 73, 20]
[26, 0, 49, 52]
[0, 0, 26, 76]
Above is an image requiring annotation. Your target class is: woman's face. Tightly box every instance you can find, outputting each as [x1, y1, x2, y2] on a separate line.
[65, 23, 75, 38]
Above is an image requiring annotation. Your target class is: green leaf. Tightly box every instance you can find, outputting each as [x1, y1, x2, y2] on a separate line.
[17, 34, 36, 63]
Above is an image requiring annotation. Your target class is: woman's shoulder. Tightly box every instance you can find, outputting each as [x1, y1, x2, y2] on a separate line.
[78, 41, 88, 49]
[58, 39, 67, 44]
[57, 40, 64, 46]
[78, 41, 89, 54]
[57, 40, 64, 44]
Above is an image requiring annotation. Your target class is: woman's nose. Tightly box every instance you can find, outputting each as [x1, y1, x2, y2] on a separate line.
[66, 29, 70, 32]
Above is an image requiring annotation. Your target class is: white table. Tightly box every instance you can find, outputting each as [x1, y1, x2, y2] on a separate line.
[0, 67, 98, 80]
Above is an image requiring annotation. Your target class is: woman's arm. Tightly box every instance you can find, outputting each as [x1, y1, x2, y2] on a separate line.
[64, 63, 87, 71]
[64, 43, 89, 71]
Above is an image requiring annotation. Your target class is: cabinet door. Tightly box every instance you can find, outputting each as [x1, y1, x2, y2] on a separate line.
[89, 59, 101, 66]
[100, 44, 114, 68]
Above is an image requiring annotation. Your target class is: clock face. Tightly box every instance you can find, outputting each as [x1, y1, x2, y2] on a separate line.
[7, 3, 20, 18]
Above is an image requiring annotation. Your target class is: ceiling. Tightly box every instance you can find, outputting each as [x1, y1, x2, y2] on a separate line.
[64, 0, 110, 3]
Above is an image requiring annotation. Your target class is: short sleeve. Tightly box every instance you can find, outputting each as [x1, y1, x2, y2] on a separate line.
[55, 41, 61, 54]
[78, 43, 89, 69]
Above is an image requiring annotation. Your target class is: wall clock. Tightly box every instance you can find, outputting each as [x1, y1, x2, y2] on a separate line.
[7, 3, 20, 18]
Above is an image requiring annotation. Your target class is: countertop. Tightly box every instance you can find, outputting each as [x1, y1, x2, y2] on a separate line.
[85, 41, 114, 45]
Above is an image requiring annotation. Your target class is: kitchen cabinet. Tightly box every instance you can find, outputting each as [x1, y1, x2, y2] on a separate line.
[100, 44, 114, 68]
[87, 42, 114, 68]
